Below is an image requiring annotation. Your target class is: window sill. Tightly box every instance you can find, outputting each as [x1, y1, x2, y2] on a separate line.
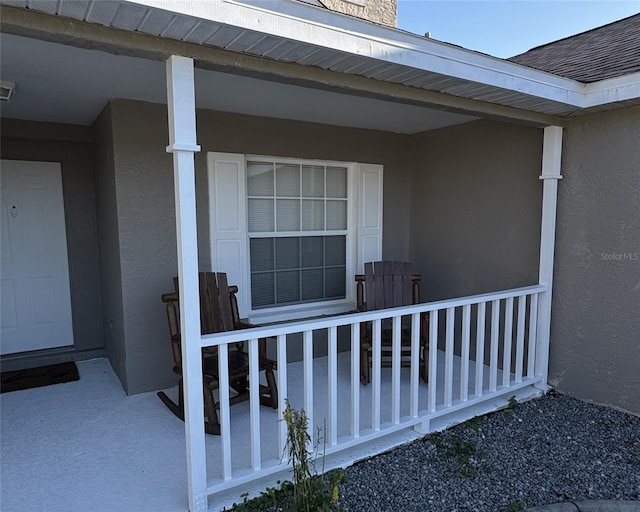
[247, 301, 357, 325]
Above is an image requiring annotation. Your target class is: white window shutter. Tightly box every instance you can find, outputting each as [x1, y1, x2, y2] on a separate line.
[207, 152, 250, 316]
[357, 163, 383, 272]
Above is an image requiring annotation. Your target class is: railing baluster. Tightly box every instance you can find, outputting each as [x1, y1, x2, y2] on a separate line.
[527, 294, 539, 377]
[475, 302, 486, 396]
[328, 326, 338, 444]
[444, 307, 455, 406]
[277, 334, 288, 458]
[197, 284, 549, 501]
[391, 316, 401, 424]
[428, 310, 438, 412]
[248, 338, 261, 470]
[218, 343, 232, 480]
[460, 304, 471, 402]
[410, 313, 420, 418]
[490, 299, 500, 392]
[372, 318, 382, 431]
[515, 295, 526, 382]
[303, 330, 314, 447]
[351, 323, 360, 438]
[502, 297, 514, 387]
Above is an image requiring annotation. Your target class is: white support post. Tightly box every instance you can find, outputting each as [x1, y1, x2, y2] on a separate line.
[166, 55, 205, 512]
[535, 125, 563, 391]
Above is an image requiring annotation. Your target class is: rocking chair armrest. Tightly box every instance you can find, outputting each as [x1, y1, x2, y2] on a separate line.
[412, 274, 422, 303]
[234, 321, 256, 330]
[232, 321, 276, 360]
[355, 274, 366, 310]
[162, 292, 178, 303]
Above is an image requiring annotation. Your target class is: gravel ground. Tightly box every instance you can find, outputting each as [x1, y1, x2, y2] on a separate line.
[338, 392, 640, 512]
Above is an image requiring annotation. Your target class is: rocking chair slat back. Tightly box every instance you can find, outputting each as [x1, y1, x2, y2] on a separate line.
[355, 261, 426, 384]
[361, 260, 419, 311]
[171, 273, 237, 336]
[200, 272, 235, 333]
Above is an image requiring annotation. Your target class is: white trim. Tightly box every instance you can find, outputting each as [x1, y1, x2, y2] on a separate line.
[207, 152, 250, 315]
[129, 0, 587, 107]
[166, 143, 201, 153]
[248, 300, 356, 324]
[9, 0, 639, 112]
[583, 70, 640, 107]
[137, 0, 640, 108]
[356, 163, 383, 272]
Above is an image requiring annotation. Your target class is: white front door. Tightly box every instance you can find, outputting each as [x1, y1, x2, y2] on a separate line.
[1, 160, 74, 355]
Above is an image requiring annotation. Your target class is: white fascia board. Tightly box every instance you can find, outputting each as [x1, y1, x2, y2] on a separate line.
[583, 71, 640, 108]
[125, 0, 587, 107]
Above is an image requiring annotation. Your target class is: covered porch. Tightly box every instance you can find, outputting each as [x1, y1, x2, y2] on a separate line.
[163, 50, 559, 509]
[1, 280, 545, 512]
[175, 275, 551, 510]
[1, 2, 569, 511]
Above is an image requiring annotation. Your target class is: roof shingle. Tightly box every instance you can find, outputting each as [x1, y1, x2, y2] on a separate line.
[509, 13, 640, 82]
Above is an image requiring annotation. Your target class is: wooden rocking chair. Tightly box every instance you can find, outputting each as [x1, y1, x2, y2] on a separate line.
[157, 272, 278, 435]
[356, 261, 428, 384]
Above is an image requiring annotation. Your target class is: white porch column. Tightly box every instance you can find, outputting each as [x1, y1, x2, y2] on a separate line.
[166, 55, 206, 512]
[535, 125, 563, 391]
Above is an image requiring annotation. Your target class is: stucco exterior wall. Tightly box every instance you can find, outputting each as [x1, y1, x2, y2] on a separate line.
[91, 106, 128, 388]
[551, 106, 640, 415]
[1, 119, 105, 359]
[322, 0, 397, 27]
[409, 120, 544, 302]
[106, 98, 412, 394]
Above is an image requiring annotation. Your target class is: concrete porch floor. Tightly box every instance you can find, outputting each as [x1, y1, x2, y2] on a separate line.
[1, 358, 189, 512]
[1, 351, 513, 511]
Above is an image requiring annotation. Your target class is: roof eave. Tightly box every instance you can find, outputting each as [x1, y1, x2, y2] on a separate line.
[129, 0, 587, 107]
[2, 0, 639, 116]
[583, 71, 640, 108]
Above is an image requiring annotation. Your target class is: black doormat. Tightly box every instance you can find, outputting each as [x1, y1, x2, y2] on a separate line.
[1, 361, 79, 393]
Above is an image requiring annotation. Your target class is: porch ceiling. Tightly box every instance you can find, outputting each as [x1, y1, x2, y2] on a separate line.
[2, 0, 639, 124]
[0, 32, 478, 133]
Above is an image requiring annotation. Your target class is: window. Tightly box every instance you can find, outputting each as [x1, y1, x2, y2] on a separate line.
[247, 160, 348, 309]
[208, 153, 382, 322]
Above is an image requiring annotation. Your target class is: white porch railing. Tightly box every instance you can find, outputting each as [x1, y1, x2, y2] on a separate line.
[185, 284, 546, 508]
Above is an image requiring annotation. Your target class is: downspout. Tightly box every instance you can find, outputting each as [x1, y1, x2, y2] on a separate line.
[535, 125, 563, 391]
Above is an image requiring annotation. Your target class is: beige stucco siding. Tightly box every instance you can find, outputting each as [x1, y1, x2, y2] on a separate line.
[103, 98, 413, 393]
[409, 120, 544, 302]
[551, 106, 640, 415]
[92, 100, 546, 394]
[92, 106, 128, 388]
